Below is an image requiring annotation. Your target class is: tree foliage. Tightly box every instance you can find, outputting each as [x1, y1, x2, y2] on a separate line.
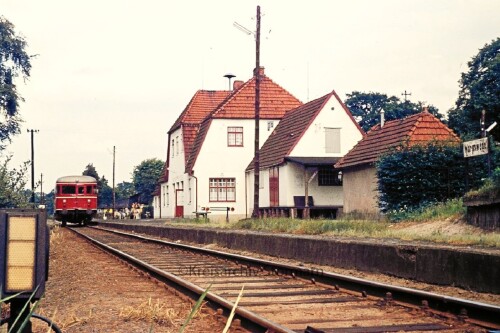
[448, 38, 500, 141]
[0, 17, 32, 149]
[82, 163, 112, 207]
[0, 154, 30, 208]
[376, 143, 490, 213]
[345, 91, 442, 132]
[116, 181, 134, 200]
[132, 158, 164, 204]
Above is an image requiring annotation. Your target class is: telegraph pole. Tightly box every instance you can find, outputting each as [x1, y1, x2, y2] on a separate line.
[112, 145, 116, 218]
[401, 90, 412, 102]
[27, 129, 39, 207]
[252, 5, 261, 218]
[40, 173, 43, 205]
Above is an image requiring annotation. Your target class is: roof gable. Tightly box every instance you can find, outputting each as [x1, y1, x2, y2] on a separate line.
[169, 90, 230, 133]
[246, 90, 363, 170]
[185, 68, 302, 174]
[246, 93, 330, 170]
[335, 110, 461, 169]
[211, 70, 302, 119]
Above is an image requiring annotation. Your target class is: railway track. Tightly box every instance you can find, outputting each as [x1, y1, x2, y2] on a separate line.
[69, 226, 500, 333]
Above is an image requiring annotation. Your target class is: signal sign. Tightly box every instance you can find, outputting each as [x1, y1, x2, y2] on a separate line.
[463, 137, 488, 158]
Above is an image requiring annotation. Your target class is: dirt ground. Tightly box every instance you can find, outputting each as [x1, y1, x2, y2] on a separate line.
[24, 227, 236, 333]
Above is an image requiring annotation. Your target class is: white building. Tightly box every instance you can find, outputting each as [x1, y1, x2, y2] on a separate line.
[153, 68, 302, 221]
[246, 90, 365, 218]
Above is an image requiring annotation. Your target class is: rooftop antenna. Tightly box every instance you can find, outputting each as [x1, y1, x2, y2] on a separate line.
[224, 73, 236, 90]
[233, 22, 254, 36]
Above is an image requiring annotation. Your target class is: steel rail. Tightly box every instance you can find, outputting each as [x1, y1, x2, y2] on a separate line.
[69, 227, 294, 333]
[91, 225, 500, 329]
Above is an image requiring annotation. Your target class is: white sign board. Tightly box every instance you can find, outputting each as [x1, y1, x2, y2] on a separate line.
[463, 137, 488, 158]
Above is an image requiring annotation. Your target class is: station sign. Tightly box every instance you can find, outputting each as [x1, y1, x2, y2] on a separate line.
[463, 137, 488, 158]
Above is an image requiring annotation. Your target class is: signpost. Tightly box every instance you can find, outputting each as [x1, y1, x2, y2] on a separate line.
[463, 137, 489, 158]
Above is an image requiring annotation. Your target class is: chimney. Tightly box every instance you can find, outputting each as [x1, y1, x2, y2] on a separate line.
[380, 109, 385, 128]
[233, 80, 244, 91]
[254, 66, 265, 76]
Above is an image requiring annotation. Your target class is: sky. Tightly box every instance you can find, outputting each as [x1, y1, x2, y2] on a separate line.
[2, 0, 500, 193]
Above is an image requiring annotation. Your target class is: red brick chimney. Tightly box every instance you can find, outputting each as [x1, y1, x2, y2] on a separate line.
[233, 80, 244, 90]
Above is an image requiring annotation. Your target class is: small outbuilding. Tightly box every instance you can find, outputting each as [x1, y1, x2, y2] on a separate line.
[335, 108, 461, 216]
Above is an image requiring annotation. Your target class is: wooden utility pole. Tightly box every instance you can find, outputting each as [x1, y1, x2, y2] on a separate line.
[40, 173, 43, 205]
[27, 129, 39, 207]
[112, 146, 116, 218]
[401, 90, 412, 102]
[252, 5, 261, 218]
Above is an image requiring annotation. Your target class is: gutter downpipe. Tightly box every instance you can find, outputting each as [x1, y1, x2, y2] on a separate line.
[245, 171, 248, 219]
[192, 173, 198, 213]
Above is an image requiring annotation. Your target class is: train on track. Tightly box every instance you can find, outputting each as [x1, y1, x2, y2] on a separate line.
[54, 175, 98, 226]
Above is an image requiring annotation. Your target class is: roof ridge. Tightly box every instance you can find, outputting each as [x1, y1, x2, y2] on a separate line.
[210, 76, 255, 118]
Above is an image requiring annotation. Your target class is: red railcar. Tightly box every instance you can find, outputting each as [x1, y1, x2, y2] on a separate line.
[54, 175, 98, 226]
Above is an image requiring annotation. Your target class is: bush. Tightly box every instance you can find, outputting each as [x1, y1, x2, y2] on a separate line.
[377, 143, 487, 212]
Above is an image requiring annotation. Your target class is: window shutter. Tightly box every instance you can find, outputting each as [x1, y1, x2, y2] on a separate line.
[325, 128, 341, 153]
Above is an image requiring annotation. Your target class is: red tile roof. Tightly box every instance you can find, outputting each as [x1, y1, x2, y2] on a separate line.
[212, 73, 303, 119]
[335, 110, 461, 169]
[185, 68, 303, 174]
[169, 90, 231, 133]
[246, 90, 362, 171]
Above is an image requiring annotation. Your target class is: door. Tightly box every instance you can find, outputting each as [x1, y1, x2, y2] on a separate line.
[269, 167, 279, 207]
[175, 189, 184, 217]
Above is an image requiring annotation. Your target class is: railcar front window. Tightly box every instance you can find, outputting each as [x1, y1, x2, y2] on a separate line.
[61, 185, 76, 194]
[86, 185, 92, 193]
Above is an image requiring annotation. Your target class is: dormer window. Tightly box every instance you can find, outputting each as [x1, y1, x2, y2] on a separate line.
[228, 127, 243, 147]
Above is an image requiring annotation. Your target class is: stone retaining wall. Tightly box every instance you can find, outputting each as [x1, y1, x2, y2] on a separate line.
[102, 222, 499, 293]
[464, 197, 500, 230]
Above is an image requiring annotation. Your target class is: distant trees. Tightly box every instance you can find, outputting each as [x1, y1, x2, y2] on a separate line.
[0, 17, 32, 149]
[0, 154, 30, 208]
[448, 38, 500, 141]
[345, 91, 442, 132]
[132, 158, 164, 204]
[82, 163, 112, 207]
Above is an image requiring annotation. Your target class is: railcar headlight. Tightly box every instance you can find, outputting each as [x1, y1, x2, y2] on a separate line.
[6, 216, 36, 292]
[63, 199, 66, 203]
[87, 199, 91, 203]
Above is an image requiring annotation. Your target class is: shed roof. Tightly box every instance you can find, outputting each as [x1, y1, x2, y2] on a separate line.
[335, 109, 461, 169]
[246, 90, 362, 171]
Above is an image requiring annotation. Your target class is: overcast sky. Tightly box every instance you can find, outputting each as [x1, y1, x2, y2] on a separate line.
[2, 0, 500, 192]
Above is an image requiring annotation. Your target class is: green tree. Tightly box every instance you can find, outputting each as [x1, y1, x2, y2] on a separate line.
[0, 17, 32, 149]
[116, 181, 134, 200]
[132, 158, 164, 204]
[345, 91, 442, 132]
[448, 38, 500, 141]
[82, 163, 112, 207]
[0, 154, 30, 208]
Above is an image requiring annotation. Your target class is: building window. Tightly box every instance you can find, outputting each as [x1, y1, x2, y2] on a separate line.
[318, 167, 342, 186]
[176, 136, 179, 155]
[209, 178, 236, 202]
[267, 121, 274, 131]
[171, 139, 175, 157]
[228, 127, 243, 147]
[325, 128, 341, 153]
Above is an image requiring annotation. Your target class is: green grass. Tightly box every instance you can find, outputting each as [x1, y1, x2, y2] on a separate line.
[159, 199, 499, 248]
[386, 198, 466, 222]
